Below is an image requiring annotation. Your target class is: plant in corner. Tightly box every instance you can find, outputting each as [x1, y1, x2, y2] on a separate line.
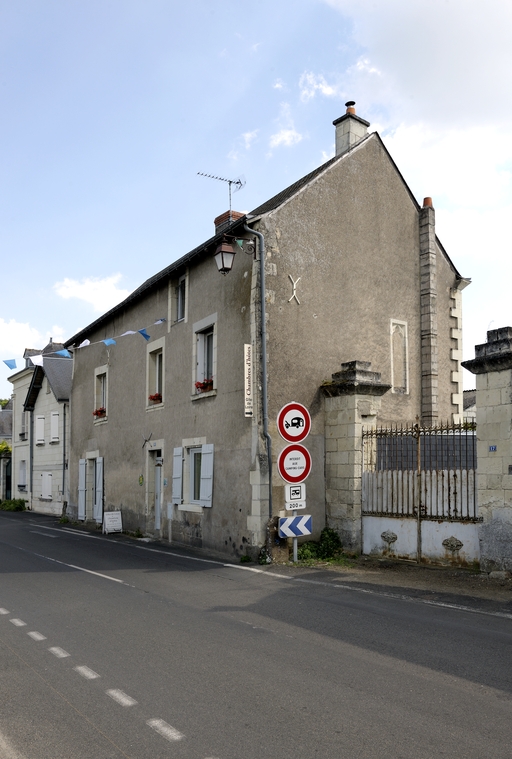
[195, 379, 213, 394]
[148, 393, 162, 403]
[93, 407, 106, 417]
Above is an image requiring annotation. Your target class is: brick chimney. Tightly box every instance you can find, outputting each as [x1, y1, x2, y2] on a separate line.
[214, 210, 244, 235]
[333, 101, 370, 157]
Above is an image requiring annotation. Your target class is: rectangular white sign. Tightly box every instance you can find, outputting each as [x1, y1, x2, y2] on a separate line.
[285, 501, 306, 510]
[285, 483, 306, 502]
[244, 344, 253, 418]
[103, 510, 123, 534]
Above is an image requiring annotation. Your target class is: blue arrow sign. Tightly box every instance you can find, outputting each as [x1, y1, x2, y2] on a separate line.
[278, 515, 312, 538]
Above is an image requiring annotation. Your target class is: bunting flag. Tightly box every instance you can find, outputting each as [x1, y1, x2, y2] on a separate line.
[2, 316, 167, 371]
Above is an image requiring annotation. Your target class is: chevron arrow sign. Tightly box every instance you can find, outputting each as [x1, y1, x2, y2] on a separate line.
[278, 515, 312, 538]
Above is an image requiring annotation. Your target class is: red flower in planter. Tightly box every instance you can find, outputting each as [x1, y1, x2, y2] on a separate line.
[148, 393, 162, 403]
[195, 379, 213, 393]
[93, 407, 106, 417]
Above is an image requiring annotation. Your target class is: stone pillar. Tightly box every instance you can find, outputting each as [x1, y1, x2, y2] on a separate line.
[321, 361, 390, 552]
[419, 198, 439, 424]
[462, 327, 512, 572]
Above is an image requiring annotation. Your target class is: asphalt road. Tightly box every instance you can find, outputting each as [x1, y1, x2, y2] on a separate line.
[1, 511, 511, 759]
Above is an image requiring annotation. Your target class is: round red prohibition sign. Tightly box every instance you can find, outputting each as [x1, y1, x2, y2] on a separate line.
[277, 443, 312, 484]
[277, 402, 311, 443]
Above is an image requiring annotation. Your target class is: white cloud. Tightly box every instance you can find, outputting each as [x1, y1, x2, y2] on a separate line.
[299, 72, 339, 102]
[54, 274, 130, 313]
[269, 104, 303, 150]
[273, 79, 285, 90]
[243, 130, 258, 150]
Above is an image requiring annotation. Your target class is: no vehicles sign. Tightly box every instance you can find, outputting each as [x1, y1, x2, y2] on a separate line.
[277, 402, 311, 444]
[277, 444, 312, 484]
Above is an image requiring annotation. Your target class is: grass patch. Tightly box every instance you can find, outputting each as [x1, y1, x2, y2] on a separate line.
[0, 499, 27, 512]
[296, 527, 354, 567]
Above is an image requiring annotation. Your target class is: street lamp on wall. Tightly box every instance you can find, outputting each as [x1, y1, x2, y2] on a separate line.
[214, 238, 236, 274]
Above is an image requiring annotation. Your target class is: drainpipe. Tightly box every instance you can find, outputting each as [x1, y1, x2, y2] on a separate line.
[243, 223, 273, 539]
[29, 410, 34, 510]
[62, 402, 67, 515]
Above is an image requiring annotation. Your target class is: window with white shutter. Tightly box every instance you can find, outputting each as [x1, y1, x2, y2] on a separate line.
[35, 415, 45, 445]
[41, 472, 52, 500]
[51, 411, 59, 442]
[171, 447, 183, 505]
[19, 460, 27, 488]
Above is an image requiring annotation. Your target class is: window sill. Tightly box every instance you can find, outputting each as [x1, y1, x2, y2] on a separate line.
[49, 440, 59, 444]
[191, 390, 217, 401]
[177, 503, 203, 513]
[39, 497, 52, 501]
[93, 417, 108, 425]
[146, 403, 165, 413]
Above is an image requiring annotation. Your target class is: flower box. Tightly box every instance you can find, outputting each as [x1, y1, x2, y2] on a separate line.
[93, 407, 106, 418]
[148, 393, 162, 403]
[195, 379, 214, 394]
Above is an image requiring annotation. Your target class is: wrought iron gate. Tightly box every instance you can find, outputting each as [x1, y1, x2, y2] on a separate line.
[362, 422, 480, 563]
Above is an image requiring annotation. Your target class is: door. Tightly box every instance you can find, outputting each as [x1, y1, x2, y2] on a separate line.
[154, 455, 162, 531]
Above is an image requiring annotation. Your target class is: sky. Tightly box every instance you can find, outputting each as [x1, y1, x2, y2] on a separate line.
[1, 0, 511, 398]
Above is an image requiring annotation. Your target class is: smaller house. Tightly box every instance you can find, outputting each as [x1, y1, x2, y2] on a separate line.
[9, 342, 72, 514]
[0, 399, 12, 500]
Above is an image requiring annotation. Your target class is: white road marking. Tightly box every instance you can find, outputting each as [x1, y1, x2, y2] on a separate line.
[10, 619, 26, 627]
[32, 552, 124, 583]
[146, 719, 184, 742]
[74, 665, 100, 680]
[29, 530, 57, 538]
[0, 608, 9, 614]
[106, 689, 138, 707]
[28, 631, 47, 641]
[49, 646, 70, 658]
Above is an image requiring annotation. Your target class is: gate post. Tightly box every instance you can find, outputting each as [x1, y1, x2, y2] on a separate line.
[463, 327, 512, 572]
[321, 361, 390, 553]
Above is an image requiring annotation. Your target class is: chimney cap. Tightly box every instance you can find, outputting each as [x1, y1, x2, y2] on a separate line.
[345, 100, 356, 108]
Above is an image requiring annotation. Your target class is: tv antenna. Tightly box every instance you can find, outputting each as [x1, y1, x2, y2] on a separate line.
[198, 172, 246, 215]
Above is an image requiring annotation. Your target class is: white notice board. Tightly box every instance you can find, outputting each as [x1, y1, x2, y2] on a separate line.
[103, 511, 123, 535]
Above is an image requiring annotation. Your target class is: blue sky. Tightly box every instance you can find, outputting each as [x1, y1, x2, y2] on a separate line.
[1, 0, 512, 397]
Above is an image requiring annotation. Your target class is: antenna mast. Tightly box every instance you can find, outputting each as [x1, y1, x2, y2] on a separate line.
[197, 172, 246, 218]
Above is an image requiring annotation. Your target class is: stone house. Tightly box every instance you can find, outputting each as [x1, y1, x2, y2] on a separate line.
[0, 399, 12, 500]
[9, 344, 72, 514]
[64, 104, 468, 559]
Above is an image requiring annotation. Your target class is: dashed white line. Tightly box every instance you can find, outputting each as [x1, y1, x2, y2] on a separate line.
[106, 689, 138, 707]
[32, 552, 124, 583]
[29, 530, 57, 538]
[10, 619, 26, 627]
[49, 646, 70, 658]
[0, 608, 9, 615]
[146, 718, 184, 742]
[27, 631, 47, 641]
[74, 665, 100, 680]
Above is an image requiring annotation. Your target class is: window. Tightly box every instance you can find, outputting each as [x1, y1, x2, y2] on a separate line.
[172, 443, 214, 508]
[177, 275, 186, 322]
[41, 472, 52, 500]
[35, 415, 45, 445]
[146, 337, 165, 406]
[390, 320, 409, 394]
[193, 313, 217, 394]
[20, 411, 27, 439]
[94, 365, 108, 418]
[50, 411, 59, 442]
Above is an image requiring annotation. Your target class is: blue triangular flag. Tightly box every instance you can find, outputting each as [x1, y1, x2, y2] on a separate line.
[153, 318, 166, 325]
[103, 338, 116, 346]
[3, 359, 16, 370]
[55, 349, 72, 358]
[138, 329, 150, 341]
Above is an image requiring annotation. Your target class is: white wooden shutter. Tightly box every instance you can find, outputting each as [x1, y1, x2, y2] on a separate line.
[199, 444, 214, 508]
[171, 447, 183, 504]
[41, 472, 52, 499]
[19, 460, 27, 487]
[35, 415, 45, 444]
[94, 457, 103, 524]
[51, 412, 59, 442]
[78, 459, 86, 520]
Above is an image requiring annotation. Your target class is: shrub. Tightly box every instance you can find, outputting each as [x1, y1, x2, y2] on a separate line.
[0, 499, 26, 511]
[297, 527, 343, 562]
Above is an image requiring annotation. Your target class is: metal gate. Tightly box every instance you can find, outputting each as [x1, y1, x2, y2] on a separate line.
[362, 422, 480, 564]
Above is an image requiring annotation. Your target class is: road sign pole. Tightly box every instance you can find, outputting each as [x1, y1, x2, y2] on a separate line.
[293, 537, 298, 563]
